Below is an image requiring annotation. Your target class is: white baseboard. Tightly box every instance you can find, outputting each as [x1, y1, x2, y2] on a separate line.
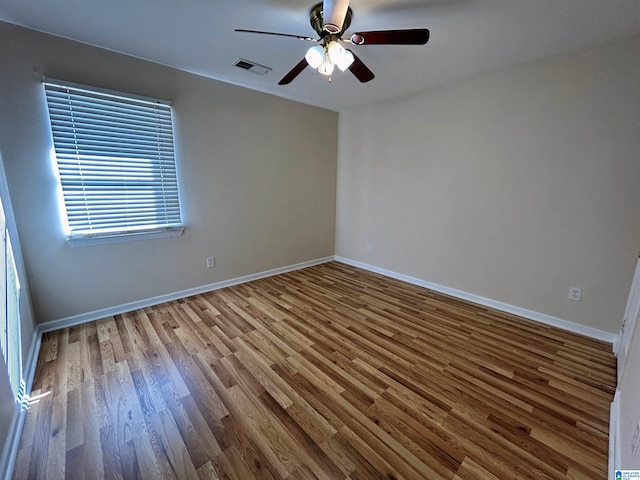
[39, 254, 617, 343]
[39, 256, 335, 333]
[0, 328, 41, 480]
[335, 256, 618, 344]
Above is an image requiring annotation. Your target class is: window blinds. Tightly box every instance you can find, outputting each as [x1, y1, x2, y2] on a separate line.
[44, 81, 182, 239]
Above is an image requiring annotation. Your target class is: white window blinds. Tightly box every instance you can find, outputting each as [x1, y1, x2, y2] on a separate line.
[44, 80, 183, 242]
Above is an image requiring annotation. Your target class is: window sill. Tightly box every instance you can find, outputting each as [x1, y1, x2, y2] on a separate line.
[67, 227, 184, 248]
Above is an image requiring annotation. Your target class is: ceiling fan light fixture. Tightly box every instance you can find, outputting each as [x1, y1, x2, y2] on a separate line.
[317, 53, 335, 76]
[305, 45, 325, 69]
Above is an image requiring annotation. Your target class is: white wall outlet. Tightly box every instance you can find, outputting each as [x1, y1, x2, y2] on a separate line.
[366, 243, 373, 253]
[568, 287, 582, 302]
[206, 256, 215, 268]
[632, 420, 640, 456]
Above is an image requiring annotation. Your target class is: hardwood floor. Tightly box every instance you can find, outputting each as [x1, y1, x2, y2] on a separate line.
[13, 262, 616, 479]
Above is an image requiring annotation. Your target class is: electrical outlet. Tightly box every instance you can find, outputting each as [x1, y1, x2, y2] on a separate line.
[366, 243, 373, 253]
[568, 287, 582, 302]
[632, 420, 640, 456]
[206, 256, 215, 268]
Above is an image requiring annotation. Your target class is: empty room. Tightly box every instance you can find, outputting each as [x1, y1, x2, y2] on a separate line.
[0, 0, 640, 478]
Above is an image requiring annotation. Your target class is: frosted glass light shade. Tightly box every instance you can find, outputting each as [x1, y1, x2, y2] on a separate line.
[305, 46, 324, 68]
[336, 49, 355, 71]
[327, 41, 345, 64]
[318, 54, 335, 76]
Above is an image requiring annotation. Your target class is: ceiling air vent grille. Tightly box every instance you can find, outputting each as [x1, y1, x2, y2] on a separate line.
[232, 58, 272, 76]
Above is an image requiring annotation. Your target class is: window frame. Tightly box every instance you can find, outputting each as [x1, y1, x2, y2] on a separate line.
[43, 79, 184, 247]
[0, 195, 22, 405]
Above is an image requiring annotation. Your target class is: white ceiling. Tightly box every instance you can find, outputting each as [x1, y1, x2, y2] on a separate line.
[1, 0, 639, 112]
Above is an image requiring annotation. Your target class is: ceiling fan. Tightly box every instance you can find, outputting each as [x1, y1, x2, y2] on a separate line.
[235, 0, 430, 85]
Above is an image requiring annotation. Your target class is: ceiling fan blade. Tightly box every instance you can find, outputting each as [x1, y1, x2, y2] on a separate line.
[235, 29, 317, 42]
[348, 52, 375, 83]
[322, 0, 350, 34]
[278, 58, 309, 85]
[350, 29, 430, 45]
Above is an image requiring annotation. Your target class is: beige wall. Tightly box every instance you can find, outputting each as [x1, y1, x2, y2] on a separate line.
[0, 22, 338, 324]
[336, 34, 640, 334]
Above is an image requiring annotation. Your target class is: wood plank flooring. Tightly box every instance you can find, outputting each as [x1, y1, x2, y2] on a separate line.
[13, 261, 616, 479]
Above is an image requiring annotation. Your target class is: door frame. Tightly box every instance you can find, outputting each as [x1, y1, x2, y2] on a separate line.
[616, 254, 640, 382]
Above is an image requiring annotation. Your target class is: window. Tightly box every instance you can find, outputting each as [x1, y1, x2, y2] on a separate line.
[44, 80, 183, 246]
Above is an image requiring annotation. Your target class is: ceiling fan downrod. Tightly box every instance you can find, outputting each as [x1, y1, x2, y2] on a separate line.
[309, 2, 352, 37]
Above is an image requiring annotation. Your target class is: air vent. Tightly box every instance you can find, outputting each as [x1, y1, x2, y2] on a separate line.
[232, 58, 272, 76]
